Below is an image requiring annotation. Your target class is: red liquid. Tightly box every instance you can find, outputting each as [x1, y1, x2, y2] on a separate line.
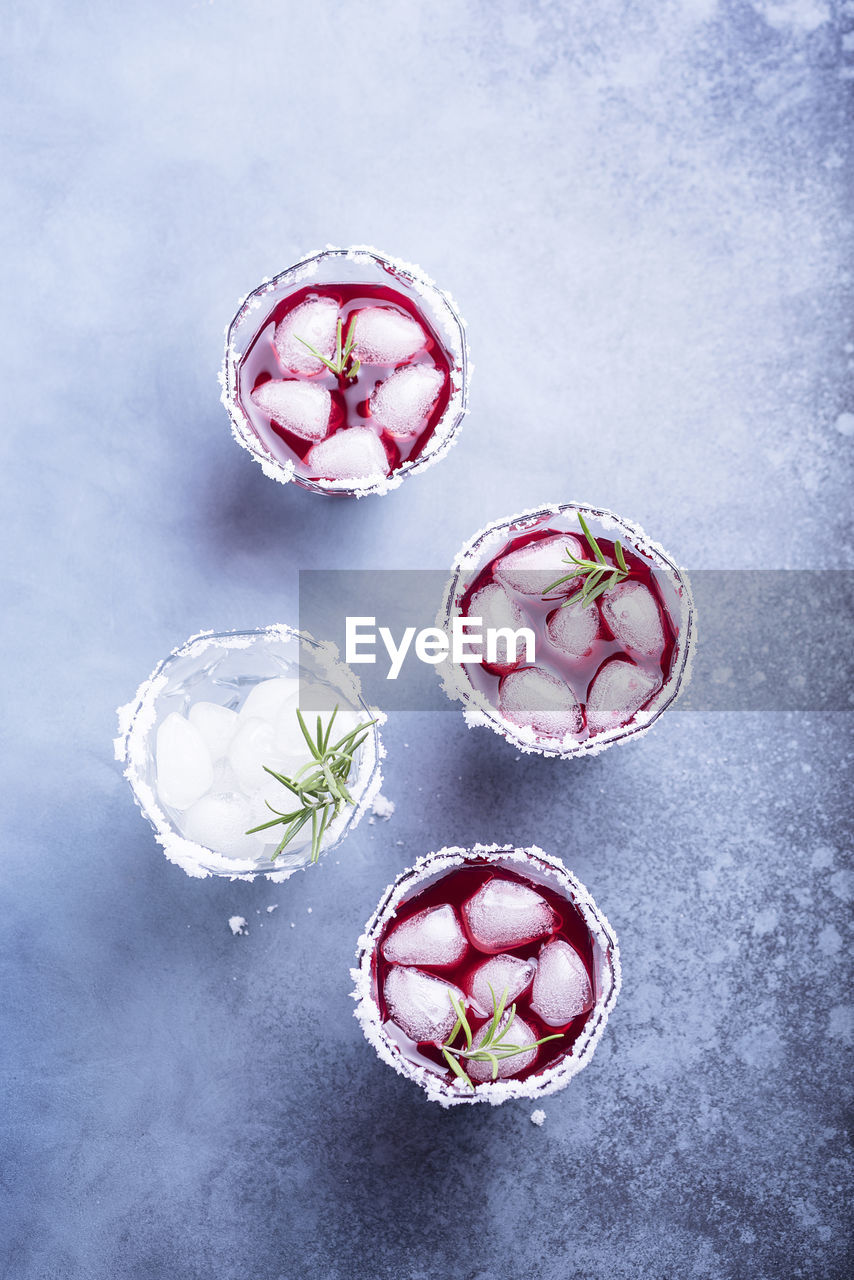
[458, 525, 678, 740]
[236, 283, 452, 481]
[374, 862, 596, 1086]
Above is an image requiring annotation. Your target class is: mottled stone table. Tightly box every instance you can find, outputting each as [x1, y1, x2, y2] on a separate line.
[2, 2, 850, 1277]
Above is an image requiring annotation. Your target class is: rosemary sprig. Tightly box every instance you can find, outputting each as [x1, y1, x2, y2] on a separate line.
[245, 705, 376, 864]
[295, 316, 361, 381]
[441, 985, 563, 1089]
[543, 511, 630, 609]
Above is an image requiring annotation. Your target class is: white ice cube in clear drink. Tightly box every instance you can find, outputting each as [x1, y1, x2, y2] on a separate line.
[179, 789, 261, 861]
[383, 966, 464, 1043]
[188, 701, 239, 762]
[228, 717, 296, 794]
[466, 953, 536, 1014]
[530, 939, 593, 1026]
[466, 1011, 539, 1082]
[352, 306, 427, 364]
[462, 878, 559, 954]
[546, 601, 599, 660]
[467, 583, 527, 672]
[586, 658, 662, 734]
[368, 364, 444, 438]
[273, 296, 339, 376]
[499, 666, 584, 738]
[250, 380, 331, 441]
[155, 712, 214, 811]
[382, 904, 469, 967]
[493, 534, 584, 596]
[239, 677, 301, 725]
[601, 580, 665, 658]
[306, 427, 388, 481]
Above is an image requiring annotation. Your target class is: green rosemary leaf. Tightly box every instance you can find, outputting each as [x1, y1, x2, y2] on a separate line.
[246, 704, 373, 864]
[442, 1048, 474, 1089]
[544, 512, 631, 610]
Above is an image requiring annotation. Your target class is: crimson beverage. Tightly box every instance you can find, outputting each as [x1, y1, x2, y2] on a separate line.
[222, 247, 468, 495]
[439, 504, 695, 758]
[353, 845, 619, 1106]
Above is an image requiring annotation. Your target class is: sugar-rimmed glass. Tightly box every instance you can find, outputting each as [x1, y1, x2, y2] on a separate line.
[116, 626, 384, 880]
[437, 502, 696, 758]
[352, 843, 620, 1107]
[220, 245, 469, 497]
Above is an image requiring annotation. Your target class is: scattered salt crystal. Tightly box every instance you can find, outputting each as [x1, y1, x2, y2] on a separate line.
[267, 904, 278, 913]
[305, 427, 388, 481]
[228, 916, 248, 936]
[530, 1109, 546, 1126]
[499, 666, 584, 738]
[250, 379, 331, 441]
[307, 907, 312, 914]
[352, 306, 427, 364]
[835, 411, 854, 436]
[371, 793, 395, 821]
[273, 296, 339, 376]
[369, 364, 444, 437]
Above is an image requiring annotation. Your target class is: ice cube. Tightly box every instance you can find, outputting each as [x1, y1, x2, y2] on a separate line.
[601, 581, 665, 657]
[586, 658, 662, 733]
[250, 379, 331, 442]
[499, 666, 584, 738]
[188, 701, 239, 762]
[466, 1011, 540, 1082]
[273, 296, 339, 376]
[462, 877, 559, 954]
[155, 712, 214, 811]
[179, 789, 261, 860]
[382, 903, 469, 967]
[466, 953, 536, 1014]
[239, 677, 301, 725]
[467, 583, 528, 672]
[228, 716, 298, 794]
[383, 966, 464, 1043]
[530, 939, 593, 1026]
[305, 427, 389, 481]
[546, 601, 599, 660]
[352, 306, 427, 364]
[368, 364, 444, 437]
[493, 534, 584, 596]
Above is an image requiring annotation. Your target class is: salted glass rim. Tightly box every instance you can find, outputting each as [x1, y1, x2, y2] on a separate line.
[436, 501, 697, 759]
[115, 625, 384, 881]
[352, 843, 621, 1107]
[220, 244, 471, 497]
